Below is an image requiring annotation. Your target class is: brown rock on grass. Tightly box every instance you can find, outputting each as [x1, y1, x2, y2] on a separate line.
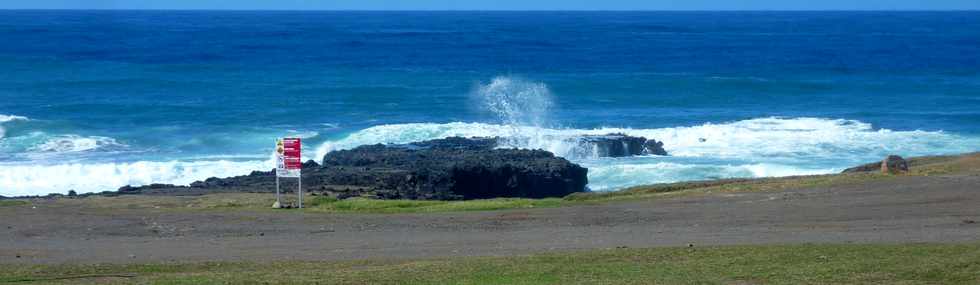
[842, 155, 910, 174]
[881, 155, 909, 174]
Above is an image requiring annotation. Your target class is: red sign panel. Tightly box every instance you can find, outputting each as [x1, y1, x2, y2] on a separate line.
[282, 138, 302, 170]
[276, 138, 302, 178]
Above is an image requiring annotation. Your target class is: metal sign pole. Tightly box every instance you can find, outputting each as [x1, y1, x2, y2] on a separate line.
[297, 175, 303, 208]
[275, 175, 281, 206]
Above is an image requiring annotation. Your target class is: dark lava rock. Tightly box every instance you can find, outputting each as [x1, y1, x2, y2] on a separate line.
[410, 136, 499, 150]
[406, 135, 667, 158]
[317, 138, 588, 200]
[113, 135, 668, 199]
[120, 137, 590, 200]
[842, 162, 880, 173]
[882, 155, 909, 174]
[118, 183, 180, 194]
[644, 140, 667, 156]
[578, 133, 667, 157]
[842, 155, 909, 174]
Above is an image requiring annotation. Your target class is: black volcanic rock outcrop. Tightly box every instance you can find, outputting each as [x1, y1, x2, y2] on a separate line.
[115, 134, 667, 200]
[842, 155, 910, 174]
[315, 137, 587, 200]
[119, 137, 589, 200]
[577, 133, 667, 157]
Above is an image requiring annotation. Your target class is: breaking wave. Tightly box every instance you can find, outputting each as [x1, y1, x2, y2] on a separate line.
[315, 117, 979, 162]
[1, 117, 978, 196]
[583, 160, 835, 191]
[0, 159, 272, 197]
[0, 114, 28, 123]
[312, 117, 980, 192]
[30, 135, 126, 153]
[0, 114, 28, 139]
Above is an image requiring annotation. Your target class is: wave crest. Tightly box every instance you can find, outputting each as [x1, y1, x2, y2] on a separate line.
[312, 117, 980, 192]
[584, 161, 834, 191]
[0, 159, 272, 196]
[0, 114, 28, 139]
[316, 117, 979, 162]
[30, 135, 126, 153]
[5, 117, 978, 196]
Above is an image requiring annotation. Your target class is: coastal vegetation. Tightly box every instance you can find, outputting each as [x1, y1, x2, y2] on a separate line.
[4, 243, 978, 284]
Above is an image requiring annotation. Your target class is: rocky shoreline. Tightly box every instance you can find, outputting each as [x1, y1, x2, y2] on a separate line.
[93, 134, 667, 200]
[4, 150, 976, 201]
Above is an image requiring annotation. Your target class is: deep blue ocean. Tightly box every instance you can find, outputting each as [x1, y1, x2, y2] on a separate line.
[2, 11, 979, 196]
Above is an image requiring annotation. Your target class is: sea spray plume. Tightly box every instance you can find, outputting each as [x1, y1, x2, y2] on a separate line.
[474, 76, 553, 128]
[314, 77, 559, 161]
[0, 114, 28, 139]
[29, 135, 126, 153]
[473, 76, 554, 147]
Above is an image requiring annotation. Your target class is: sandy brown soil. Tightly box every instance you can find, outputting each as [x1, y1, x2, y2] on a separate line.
[2, 174, 979, 264]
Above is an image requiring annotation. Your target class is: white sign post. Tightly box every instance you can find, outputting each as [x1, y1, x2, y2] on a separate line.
[274, 138, 303, 208]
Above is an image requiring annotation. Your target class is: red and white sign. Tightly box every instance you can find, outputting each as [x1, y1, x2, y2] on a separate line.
[276, 138, 302, 177]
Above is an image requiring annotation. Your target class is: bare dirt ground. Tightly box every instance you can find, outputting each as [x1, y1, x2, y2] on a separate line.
[2, 174, 979, 264]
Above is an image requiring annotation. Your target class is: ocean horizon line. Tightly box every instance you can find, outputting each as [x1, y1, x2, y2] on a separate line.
[2, 9, 979, 12]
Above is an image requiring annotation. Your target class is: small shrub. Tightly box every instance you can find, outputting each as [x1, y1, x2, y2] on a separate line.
[309, 196, 339, 206]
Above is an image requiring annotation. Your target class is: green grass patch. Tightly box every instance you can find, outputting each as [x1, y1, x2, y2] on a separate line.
[565, 152, 980, 203]
[306, 196, 564, 213]
[563, 172, 886, 203]
[45, 193, 567, 214]
[3, 243, 978, 284]
[0, 200, 28, 207]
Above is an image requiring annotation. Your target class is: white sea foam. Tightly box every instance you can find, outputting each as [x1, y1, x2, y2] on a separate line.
[316, 118, 979, 162]
[584, 161, 834, 191]
[0, 114, 28, 122]
[0, 159, 272, 196]
[312, 117, 980, 191]
[0, 114, 28, 139]
[30, 135, 125, 153]
[284, 130, 320, 139]
[3, 117, 978, 196]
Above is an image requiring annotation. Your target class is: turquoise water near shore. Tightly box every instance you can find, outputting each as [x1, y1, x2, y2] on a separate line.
[2, 11, 980, 195]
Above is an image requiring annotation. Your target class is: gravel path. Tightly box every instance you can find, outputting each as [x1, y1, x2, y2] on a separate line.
[2, 174, 978, 264]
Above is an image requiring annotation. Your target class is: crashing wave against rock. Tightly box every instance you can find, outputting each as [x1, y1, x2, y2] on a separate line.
[117, 137, 584, 200]
[115, 135, 665, 200]
[575, 133, 667, 157]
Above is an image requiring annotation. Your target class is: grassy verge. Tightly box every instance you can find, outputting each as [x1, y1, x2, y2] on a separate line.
[3, 243, 978, 284]
[564, 172, 884, 203]
[7, 193, 569, 214]
[0, 172, 894, 214]
[13, 171, 907, 214]
[0, 200, 29, 207]
[566, 152, 980, 203]
[305, 196, 564, 213]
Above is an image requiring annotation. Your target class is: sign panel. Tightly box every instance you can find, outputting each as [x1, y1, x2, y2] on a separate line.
[275, 138, 302, 177]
